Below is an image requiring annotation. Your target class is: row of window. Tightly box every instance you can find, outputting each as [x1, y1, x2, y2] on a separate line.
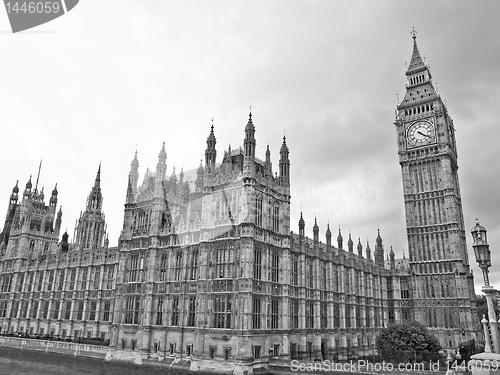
[124, 246, 386, 296]
[253, 247, 279, 282]
[255, 196, 280, 232]
[408, 73, 427, 87]
[288, 299, 383, 330]
[289, 254, 384, 297]
[118, 294, 389, 330]
[0, 299, 112, 321]
[0, 266, 116, 294]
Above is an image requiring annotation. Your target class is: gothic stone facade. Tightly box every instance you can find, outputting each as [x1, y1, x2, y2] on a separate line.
[0, 36, 479, 374]
[0, 167, 119, 341]
[394, 33, 479, 346]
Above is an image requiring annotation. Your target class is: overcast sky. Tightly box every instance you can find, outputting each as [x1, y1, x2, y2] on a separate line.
[0, 1, 499, 294]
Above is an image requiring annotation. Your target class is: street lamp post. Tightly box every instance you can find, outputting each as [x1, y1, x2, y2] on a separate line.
[472, 218, 500, 354]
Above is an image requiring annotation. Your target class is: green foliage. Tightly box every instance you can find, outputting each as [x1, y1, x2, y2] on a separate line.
[376, 321, 442, 363]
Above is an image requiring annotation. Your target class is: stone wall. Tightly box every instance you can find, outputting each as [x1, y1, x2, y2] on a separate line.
[0, 336, 108, 359]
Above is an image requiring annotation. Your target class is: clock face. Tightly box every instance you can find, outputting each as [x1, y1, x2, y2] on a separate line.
[406, 120, 436, 147]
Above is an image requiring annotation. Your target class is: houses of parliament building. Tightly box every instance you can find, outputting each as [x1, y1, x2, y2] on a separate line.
[0, 34, 479, 373]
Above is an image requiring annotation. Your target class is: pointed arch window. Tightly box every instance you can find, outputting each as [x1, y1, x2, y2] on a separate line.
[190, 250, 199, 280]
[272, 202, 280, 232]
[253, 245, 262, 280]
[291, 254, 298, 286]
[255, 194, 263, 227]
[215, 242, 234, 279]
[159, 253, 168, 281]
[270, 250, 279, 283]
[174, 252, 183, 281]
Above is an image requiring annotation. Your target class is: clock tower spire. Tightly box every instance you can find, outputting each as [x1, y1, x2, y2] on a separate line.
[395, 30, 478, 347]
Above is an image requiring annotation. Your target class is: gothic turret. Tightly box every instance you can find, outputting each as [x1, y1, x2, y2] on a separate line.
[156, 143, 167, 181]
[298, 212, 305, 250]
[49, 183, 58, 207]
[23, 176, 32, 199]
[298, 211, 305, 237]
[347, 232, 353, 253]
[170, 167, 177, 183]
[60, 230, 69, 252]
[405, 30, 431, 81]
[75, 165, 106, 250]
[0, 181, 19, 250]
[87, 164, 103, 211]
[243, 112, 256, 159]
[337, 227, 343, 250]
[10, 181, 19, 207]
[265, 144, 273, 177]
[366, 240, 371, 260]
[279, 136, 290, 183]
[313, 217, 319, 248]
[389, 246, 395, 269]
[129, 150, 139, 194]
[357, 237, 363, 257]
[325, 223, 332, 250]
[375, 229, 384, 268]
[205, 123, 217, 173]
[12, 180, 19, 195]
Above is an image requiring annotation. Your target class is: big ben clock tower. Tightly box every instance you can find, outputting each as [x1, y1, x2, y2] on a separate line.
[395, 30, 478, 347]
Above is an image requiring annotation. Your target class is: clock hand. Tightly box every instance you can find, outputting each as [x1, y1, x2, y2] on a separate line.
[417, 131, 431, 138]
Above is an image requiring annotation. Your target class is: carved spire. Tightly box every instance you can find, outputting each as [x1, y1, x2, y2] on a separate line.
[244, 111, 256, 158]
[313, 217, 319, 246]
[156, 142, 167, 180]
[298, 211, 305, 237]
[347, 231, 353, 253]
[337, 226, 343, 250]
[279, 136, 290, 182]
[326, 222, 332, 249]
[205, 121, 217, 171]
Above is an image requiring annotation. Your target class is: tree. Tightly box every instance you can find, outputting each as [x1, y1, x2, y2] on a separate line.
[376, 321, 442, 363]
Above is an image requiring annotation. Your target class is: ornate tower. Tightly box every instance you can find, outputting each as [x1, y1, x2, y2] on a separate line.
[243, 112, 256, 178]
[205, 123, 217, 173]
[313, 217, 319, 249]
[395, 30, 477, 345]
[156, 142, 167, 181]
[74, 164, 107, 250]
[374, 229, 384, 268]
[279, 136, 290, 184]
[298, 211, 305, 250]
[325, 223, 332, 250]
[0, 163, 60, 260]
[129, 150, 139, 194]
[0, 181, 19, 252]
